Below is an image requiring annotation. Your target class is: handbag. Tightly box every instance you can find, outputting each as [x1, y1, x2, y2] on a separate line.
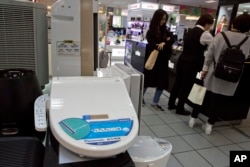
[145, 50, 159, 70]
[188, 83, 207, 105]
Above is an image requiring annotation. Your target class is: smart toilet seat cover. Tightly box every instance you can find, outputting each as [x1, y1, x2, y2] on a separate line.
[49, 77, 139, 158]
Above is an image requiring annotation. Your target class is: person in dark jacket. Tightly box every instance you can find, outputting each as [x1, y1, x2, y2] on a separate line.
[189, 14, 250, 135]
[168, 14, 214, 115]
[143, 9, 175, 111]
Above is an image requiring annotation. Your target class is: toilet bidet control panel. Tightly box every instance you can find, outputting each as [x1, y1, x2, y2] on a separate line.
[34, 94, 49, 132]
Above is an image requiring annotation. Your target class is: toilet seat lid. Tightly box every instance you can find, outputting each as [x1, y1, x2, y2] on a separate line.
[49, 77, 139, 158]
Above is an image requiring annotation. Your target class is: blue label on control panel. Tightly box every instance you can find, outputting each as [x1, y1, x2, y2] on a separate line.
[83, 118, 133, 145]
[59, 118, 133, 146]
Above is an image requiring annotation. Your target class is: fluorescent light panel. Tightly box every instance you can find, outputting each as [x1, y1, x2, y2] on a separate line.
[205, 0, 216, 3]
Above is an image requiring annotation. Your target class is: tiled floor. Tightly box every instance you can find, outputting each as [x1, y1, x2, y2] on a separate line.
[141, 88, 250, 167]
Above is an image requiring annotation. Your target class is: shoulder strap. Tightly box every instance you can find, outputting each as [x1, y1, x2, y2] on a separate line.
[221, 31, 249, 49]
[237, 36, 249, 49]
[221, 32, 231, 48]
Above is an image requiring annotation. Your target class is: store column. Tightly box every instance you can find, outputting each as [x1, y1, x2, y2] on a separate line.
[80, 0, 95, 76]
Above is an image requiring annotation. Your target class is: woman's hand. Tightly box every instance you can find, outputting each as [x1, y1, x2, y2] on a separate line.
[156, 42, 165, 50]
[201, 70, 208, 79]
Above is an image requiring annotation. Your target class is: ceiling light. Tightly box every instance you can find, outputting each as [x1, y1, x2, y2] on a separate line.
[205, 0, 216, 3]
[186, 15, 199, 20]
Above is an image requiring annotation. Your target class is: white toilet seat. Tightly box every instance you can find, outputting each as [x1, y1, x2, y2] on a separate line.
[49, 77, 139, 158]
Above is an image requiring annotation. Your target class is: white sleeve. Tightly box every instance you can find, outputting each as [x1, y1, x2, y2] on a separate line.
[200, 31, 213, 46]
[202, 35, 220, 71]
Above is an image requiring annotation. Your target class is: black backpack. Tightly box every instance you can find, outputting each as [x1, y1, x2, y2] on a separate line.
[213, 32, 249, 83]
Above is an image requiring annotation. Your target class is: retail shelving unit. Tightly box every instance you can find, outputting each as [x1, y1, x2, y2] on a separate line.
[124, 1, 159, 73]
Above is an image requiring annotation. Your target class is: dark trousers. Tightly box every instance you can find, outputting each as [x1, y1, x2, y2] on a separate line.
[191, 92, 232, 125]
[168, 59, 198, 111]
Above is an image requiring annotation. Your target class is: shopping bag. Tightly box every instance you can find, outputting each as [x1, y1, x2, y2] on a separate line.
[145, 50, 159, 70]
[188, 83, 207, 105]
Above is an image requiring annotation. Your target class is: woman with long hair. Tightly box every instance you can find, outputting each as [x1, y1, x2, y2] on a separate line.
[143, 9, 175, 111]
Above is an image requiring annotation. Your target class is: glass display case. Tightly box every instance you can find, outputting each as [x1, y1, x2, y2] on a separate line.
[124, 2, 181, 75]
[125, 2, 159, 42]
[237, 2, 250, 16]
[124, 2, 159, 71]
[237, 2, 250, 36]
[126, 20, 149, 42]
[215, 5, 233, 35]
[215, 0, 250, 35]
[98, 7, 127, 66]
[236, 2, 250, 39]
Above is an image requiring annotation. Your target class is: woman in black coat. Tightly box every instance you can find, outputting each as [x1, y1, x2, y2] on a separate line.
[143, 9, 175, 111]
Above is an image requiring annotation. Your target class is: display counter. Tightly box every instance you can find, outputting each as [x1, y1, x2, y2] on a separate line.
[99, 40, 126, 65]
[124, 39, 147, 74]
[168, 48, 182, 91]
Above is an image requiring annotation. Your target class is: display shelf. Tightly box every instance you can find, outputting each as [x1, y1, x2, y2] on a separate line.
[126, 1, 159, 42]
[126, 21, 149, 42]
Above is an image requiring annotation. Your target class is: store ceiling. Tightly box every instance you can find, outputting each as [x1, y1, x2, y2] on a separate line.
[37, 0, 250, 14]
[37, 0, 219, 10]
[98, 0, 219, 9]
